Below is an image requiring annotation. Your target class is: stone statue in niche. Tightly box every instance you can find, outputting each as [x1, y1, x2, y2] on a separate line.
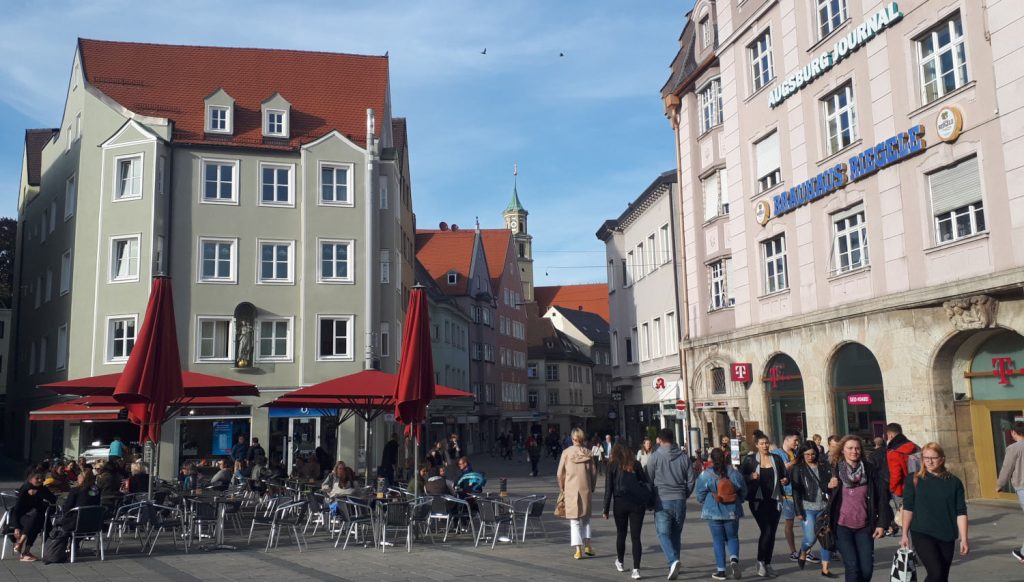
[943, 295, 997, 330]
[233, 301, 257, 368]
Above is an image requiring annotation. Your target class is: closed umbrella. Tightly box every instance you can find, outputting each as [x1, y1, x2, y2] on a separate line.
[112, 277, 184, 495]
[394, 285, 436, 495]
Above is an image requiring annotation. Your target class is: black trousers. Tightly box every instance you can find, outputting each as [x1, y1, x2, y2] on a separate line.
[529, 457, 539, 475]
[613, 498, 646, 569]
[750, 500, 781, 563]
[911, 531, 955, 582]
[17, 509, 45, 548]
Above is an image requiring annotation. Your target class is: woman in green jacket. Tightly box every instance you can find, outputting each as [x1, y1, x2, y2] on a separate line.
[899, 442, 969, 582]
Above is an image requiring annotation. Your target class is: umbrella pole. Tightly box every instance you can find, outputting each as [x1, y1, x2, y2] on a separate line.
[413, 432, 419, 500]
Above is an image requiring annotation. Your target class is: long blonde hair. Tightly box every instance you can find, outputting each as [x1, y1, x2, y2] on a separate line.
[914, 441, 949, 486]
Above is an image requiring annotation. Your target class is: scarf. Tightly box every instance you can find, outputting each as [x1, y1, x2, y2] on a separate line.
[838, 460, 865, 488]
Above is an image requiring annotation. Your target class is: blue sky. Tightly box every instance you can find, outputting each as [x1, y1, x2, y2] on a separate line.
[0, 0, 693, 285]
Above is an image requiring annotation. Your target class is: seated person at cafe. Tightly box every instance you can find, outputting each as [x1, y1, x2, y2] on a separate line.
[179, 463, 200, 493]
[43, 470, 71, 494]
[424, 466, 453, 496]
[322, 462, 355, 498]
[126, 461, 149, 493]
[209, 459, 233, 490]
[44, 468, 102, 564]
[456, 456, 474, 479]
[303, 455, 321, 480]
[94, 460, 122, 507]
[231, 459, 250, 486]
[291, 456, 307, 479]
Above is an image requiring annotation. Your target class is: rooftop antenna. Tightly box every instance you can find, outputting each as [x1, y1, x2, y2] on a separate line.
[475, 216, 480, 231]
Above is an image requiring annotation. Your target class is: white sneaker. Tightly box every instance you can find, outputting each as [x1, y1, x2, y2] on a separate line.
[616, 560, 625, 572]
[668, 560, 681, 580]
[632, 569, 642, 580]
[756, 561, 767, 577]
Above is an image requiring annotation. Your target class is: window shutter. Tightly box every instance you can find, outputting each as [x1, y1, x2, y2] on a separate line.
[929, 157, 981, 215]
[756, 132, 780, 178]
[703, 171, 720, 221]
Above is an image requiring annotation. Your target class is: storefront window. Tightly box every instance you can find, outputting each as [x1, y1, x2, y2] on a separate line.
[177, 407, 250, 468]
[763, 353, 805, 439]
[831, 343, 885, 442]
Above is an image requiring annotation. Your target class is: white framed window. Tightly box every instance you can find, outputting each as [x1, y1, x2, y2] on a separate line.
[379, 181, 389, 210]
[196, 317, 234, 362]
[110, 235, 141, 283]
[665, 312, 677, 352]
[319, 162, 353, 206]
[197, 237, 237, 283]
[56, 325, 68, 371]
[156, 156, 166, 196]
[48, 201, 56, 233]
[75, 113, 81, 141]
[818, 0, 848, 39]
[258, 240, 294, 284]
[256, 317, 293, 362]
[762, 235, 789, 294]
[702, 168, 730, 221]
[206, 105, 231, 134]
[822, 82, 857, 156]
[749, 30, 774, 92]
[447, 271, 458, 285]
[114, 154, 143, 200]
[698, 78, 723, 133]
[317, 315, 353, 361]
[44, 269, 52, 302]
[319, 239, 354, 283]
[625, 251, 634, 286]
[708, 259, 733, 310]
[106, 315, 137, 362]
[701, 16, 713, 48]
[917, 12, 969, 105]
[264, 109, 287, 137]
[930, 156, 984, 244]
[646, 234, 657, 273]
[258, 163, 293, 206]
[65, 126, 71, 152]
[380, 321, 390, 357]
[64, 174, 76, 220]
[60, 250, 71, 295]
[652, 317, 663, 358]
[831, 207, 868, 273]
[755, 132, 781, 192]
[201, 159, 238, 204]
[380, 249, 391, 284]
[40, 210, 48, 243]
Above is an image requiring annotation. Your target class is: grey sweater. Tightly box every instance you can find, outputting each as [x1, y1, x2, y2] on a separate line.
[646, 444, 695, 501]
[997, 439, 1024, 491]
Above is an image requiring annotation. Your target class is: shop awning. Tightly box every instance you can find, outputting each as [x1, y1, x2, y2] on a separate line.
[29, 395, 244, 422]
[39, 371, 259, 398]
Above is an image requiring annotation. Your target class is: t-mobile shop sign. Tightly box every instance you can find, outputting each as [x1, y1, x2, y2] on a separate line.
[847, 394, 873, 406]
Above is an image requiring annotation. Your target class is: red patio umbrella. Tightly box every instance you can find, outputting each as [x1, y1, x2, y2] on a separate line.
[29, 395, 244, 422]
[40, 371, 258, 397]
[394, 286, 435, 494]
[112, 277, 183, 444]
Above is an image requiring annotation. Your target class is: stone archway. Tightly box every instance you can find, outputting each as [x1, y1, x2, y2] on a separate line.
[829, 342, 885, 441]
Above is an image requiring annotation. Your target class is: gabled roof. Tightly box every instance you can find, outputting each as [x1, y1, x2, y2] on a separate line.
[527, 310, 594, 365]
[78, 38, 389, 151]
[415, 229, 477, 295]
[24, 129, 58, 186]
[479, 229, 515, 291]
[548, 306, 610, 344]
[534, 284, 610, 321]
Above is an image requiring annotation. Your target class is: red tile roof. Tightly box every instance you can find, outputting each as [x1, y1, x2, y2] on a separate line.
[535, 284, 610, 320]
[415, 230, 477, 295]
[479, 229, 514, 291]
[78, 38, 389, 150]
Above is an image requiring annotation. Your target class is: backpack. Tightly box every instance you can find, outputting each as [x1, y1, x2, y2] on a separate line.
[906, 450, 922, 475]
[715, 475, 738, 504]
[617, 468, 655, 508]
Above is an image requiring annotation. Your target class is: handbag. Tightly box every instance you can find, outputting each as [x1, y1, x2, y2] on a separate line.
[554, 491, 566, 518]
[889, 547, 918, 582]
[814, 464, 838, 552]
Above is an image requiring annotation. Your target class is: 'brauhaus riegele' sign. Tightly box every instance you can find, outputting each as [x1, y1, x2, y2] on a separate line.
[763, 125, 926, 223]
[768, 2, 903, 109]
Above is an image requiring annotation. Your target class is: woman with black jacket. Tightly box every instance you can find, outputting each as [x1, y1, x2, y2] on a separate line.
[602, 443, 650, 579]
[61, 468, 102, 526]
[740, 433, 788, 577]
[792, 441, 837, 577]
[10, 471, 57, 561]
[828, 435, 892, 582]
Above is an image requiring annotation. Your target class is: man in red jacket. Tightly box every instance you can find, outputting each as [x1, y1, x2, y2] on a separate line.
[885, 423, 919, 534]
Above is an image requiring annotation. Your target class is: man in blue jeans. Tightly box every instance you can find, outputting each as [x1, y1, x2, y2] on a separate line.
[647, 428, 695, 580]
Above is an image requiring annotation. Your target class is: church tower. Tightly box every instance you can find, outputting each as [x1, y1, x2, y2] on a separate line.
[503, 164, 534, 301]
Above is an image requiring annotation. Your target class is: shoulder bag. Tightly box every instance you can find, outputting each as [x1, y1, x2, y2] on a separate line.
[554, 491, 566, 517]
[814, 464, 838, 552]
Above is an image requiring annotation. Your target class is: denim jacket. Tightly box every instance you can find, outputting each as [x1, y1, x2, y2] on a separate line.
[695, 467, 747, 520]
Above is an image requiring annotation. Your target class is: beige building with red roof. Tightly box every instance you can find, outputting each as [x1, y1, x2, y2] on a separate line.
[8, 39, 416, 477]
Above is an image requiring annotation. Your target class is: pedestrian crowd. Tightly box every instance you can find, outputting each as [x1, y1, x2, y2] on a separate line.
[551, 420, 1016, 582]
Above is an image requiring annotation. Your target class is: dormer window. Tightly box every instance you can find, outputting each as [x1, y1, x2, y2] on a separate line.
[207, 105, 231, 134]
[264, 109, 287, 137]
[447, 271, 458, 285]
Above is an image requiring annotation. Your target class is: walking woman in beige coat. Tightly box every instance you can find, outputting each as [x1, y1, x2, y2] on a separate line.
[558, 427, 598, 559]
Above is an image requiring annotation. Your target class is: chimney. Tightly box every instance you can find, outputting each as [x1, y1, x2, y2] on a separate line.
[439, 222, 449, 231]
[451, 224, 460, 232]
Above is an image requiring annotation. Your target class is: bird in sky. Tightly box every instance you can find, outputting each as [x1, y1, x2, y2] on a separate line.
[559, 52, 565, 57]
[481, 48, 487, 55]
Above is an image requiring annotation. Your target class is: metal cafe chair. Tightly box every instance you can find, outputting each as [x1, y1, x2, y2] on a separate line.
[511, 495, 548, 543]
[247, 495, 291, 545]
[475, 499, 516, 549]
[65, 505, 107, 563]
[0, 492, 20, 560]
[141, 503, 185, 555]
[335, 498, 374, 550]
[261, 500, 307, 552]
[440, 495, 476, 541]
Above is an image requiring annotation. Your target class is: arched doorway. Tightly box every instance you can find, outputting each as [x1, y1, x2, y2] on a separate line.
[831, 343, 885, 441]
[967, 330, 1024, 499]
[763, 354, 805, 440]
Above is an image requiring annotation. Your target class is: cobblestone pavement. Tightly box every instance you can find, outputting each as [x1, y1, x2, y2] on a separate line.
[2, 454, 1023, 581]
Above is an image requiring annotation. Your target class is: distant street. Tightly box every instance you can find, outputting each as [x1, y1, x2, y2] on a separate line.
[2, 453, 1022, 581]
